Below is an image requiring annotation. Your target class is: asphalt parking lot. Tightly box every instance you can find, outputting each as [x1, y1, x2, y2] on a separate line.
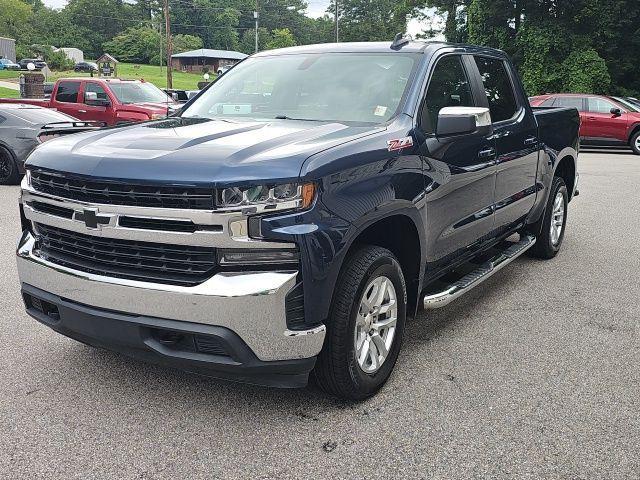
[1, 150, 638, 479]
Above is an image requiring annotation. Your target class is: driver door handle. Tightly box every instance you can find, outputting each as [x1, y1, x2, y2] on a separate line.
[78, 109, 87, 113]
[478, 147, 496, 159]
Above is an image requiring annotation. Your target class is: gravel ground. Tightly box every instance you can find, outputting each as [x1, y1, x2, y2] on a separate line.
[0, 150, 638, 479]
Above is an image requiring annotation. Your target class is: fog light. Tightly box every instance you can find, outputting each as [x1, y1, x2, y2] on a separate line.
[217, 249, 299, 265]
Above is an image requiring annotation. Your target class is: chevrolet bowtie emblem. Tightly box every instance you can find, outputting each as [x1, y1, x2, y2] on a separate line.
[75, 209, 111, 229]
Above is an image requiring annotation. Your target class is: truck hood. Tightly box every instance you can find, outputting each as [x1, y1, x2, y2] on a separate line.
[26, 116, 383, 185]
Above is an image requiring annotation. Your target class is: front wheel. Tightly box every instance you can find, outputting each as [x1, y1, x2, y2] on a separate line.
[527, 176, 568, 259]
[631, 131, 640, 155]
[314, 245, 407, 400]
[0, 147, 19, 185]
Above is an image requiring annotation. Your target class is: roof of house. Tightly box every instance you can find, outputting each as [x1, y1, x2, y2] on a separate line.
[97, 53, 119, 63]
[171, 49, 248, 61]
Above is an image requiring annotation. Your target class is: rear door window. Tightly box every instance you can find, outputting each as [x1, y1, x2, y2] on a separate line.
[588, 98, 617, 114]
[555, 96, 585, 111]
[474, 57, 518, 122]
[55, 81, 81, 103]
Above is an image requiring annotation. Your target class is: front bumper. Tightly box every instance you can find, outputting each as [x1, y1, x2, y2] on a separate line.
[17, 230, 325, 367]
[21, 284, 315, 388]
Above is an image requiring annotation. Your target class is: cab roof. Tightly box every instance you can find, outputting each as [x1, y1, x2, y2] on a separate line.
[253, 41, 507, 58]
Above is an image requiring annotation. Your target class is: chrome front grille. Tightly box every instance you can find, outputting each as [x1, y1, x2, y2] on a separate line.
[20, 173, 296, 286]
[34, 223, 217, 286]
[30, 170, 216, 210]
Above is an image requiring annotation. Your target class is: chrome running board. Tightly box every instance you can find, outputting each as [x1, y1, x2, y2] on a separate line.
[423, 235, 536, 309]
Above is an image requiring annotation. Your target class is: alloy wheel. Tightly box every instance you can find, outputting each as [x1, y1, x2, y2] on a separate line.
[354, 276, 398, 374]
[550, 191, 565, 246]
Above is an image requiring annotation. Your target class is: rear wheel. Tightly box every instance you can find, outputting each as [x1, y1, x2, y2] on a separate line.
[527, 176, 568, 259]
[631, 131, 640, 155]
[314, 245, 406, 400]
[0, 147, 19, 185]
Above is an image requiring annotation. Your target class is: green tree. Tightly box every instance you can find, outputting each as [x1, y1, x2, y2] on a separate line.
[0, 0, 32, 41]
[561, 48, 611, 94]
[238, 27, 271, 55]
[265, 28, 296, 50]
[103, 26, 161, 64]
[329, 0, 412, 42]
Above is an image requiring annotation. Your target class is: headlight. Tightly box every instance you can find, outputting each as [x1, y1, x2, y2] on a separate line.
[217, 182, 315, 211]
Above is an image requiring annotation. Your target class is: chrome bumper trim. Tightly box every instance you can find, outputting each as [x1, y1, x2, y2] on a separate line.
[17, 231, 325, 361]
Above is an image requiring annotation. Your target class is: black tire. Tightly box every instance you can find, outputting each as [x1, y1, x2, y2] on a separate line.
[527, 176, 568, 259]
[0, 147, 20, 185]
[313, 245, 407, 400]
[631, 131, 640, 155]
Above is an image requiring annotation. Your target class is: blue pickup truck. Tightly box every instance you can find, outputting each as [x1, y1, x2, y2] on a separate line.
[16, 40, 579, 399]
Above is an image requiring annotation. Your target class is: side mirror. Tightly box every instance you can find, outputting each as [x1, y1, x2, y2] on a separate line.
[85, 91, 110, 107]
[610, 107, 622, 117]
[436, 106, 493, 137]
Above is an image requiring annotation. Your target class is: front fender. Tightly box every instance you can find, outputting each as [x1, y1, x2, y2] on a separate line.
[262, 149, 426, 328]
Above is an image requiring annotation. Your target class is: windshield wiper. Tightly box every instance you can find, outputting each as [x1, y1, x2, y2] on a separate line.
[274, 115, 319, 121]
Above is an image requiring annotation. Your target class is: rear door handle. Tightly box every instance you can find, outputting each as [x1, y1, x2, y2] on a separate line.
[524, 136, 537, 146]
[78, 109, 87, 113]
[478, 147, 496, 159]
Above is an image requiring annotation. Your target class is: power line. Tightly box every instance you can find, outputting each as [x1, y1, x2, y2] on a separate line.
[66, 12, 256, 29]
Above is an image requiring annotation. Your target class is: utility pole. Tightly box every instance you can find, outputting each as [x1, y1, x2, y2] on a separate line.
[334, 0, 339, 43]
[163, 0, 173, 89]
[158, 20, 163, 74]
[254, 0, 259, 53]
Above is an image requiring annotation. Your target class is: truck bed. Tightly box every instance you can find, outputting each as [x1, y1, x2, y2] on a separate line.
[533, 106, 581, 153]
[0, 98, 50, 107]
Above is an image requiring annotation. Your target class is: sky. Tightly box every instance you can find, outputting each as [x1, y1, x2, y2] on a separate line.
[41, 0, 435, 38]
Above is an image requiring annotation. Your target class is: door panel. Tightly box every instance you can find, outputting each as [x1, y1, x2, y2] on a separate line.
[584, 97, 629, 141]
[473, 56, 538, 232]
[417, 54, 496, 266]
[77, 82, 114, 124]
[53, 80, 82, 118]
[421, 135, 496, 265]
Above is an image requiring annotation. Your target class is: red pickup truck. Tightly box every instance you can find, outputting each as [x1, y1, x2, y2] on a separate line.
[0, 78, 179, 126]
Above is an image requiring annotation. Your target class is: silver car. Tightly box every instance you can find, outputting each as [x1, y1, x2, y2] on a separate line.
[0, 104, 101, 184]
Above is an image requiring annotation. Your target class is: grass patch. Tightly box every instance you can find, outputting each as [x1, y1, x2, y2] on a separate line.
[0, 63, 207, 90]
[0, 86, 20, 98]
[0, 70, 20, 80]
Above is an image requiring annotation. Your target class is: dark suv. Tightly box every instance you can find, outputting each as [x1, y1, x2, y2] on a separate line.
[18, 58, 48, 70]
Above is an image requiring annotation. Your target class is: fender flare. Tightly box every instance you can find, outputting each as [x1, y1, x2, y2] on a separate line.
[333, 201, 427, 317]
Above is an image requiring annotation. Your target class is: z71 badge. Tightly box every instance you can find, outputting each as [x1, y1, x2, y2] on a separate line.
[387, 137, 414, 152]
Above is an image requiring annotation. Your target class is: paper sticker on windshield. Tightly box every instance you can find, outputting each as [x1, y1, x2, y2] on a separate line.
[222, 104, 252, 115]
[387, 137, 413, 152]
[374, 105, 388, 116]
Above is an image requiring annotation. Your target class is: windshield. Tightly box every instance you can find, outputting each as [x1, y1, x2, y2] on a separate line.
[110, 82, 171, 104]
[612, 97, 639, 112]
[182, 53, 418, 124]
